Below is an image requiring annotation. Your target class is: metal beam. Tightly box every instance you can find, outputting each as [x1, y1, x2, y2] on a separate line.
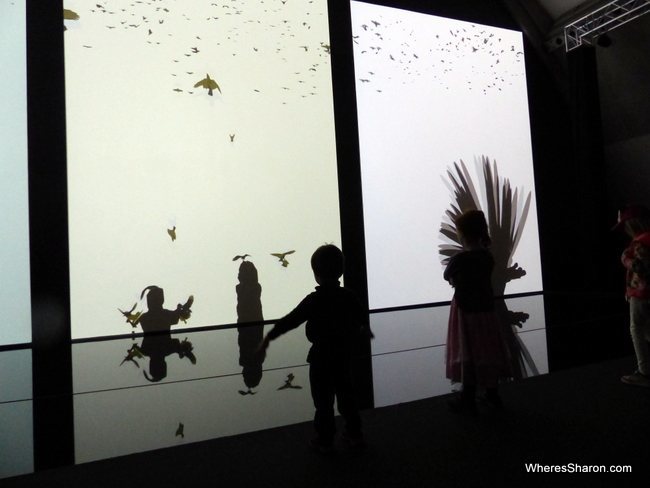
[564, 0, 650, 51]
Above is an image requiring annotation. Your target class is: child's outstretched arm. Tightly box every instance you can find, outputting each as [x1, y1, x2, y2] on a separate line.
[257, 295, 313, 354]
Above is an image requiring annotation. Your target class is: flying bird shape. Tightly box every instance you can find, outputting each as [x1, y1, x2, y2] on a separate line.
[179, 295, 194, 323]
[64, 9, 80, 20]
[232, 254, 250, 261]
[277, 373, 302, 390]
[118, 303, 142, 327]
[194, 74, 221, 96]
[271, 250, 295, 267]
[120, 344, 144, 367]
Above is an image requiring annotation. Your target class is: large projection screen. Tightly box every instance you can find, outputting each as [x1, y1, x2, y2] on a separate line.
[65, 1, 340, 339]
[0, 0, 32, 345]
[351, 1, 543, 310]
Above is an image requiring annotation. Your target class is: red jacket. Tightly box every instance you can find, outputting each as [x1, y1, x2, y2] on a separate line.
[622, 232, 650, 299]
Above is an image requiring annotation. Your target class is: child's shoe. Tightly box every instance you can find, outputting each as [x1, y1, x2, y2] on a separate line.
[447, 394, 477, 416]
[621, 371, 650, 388]
[483, 388, 504, 409]
[342, 432, 367, 450]
[309, 437, 335, 455]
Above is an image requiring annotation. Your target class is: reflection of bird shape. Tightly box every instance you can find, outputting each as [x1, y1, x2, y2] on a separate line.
[232, 254, 251, 261]
[277, 373, 302, 390]
[271, 250, 295, 267]
[120, 344, 144, 367]
[194, 74, 221, 96]
[167, 226, 176, 241]
[118, 303, 142, 327]
[175, 423, 184, 438]
[179, 338, 197, 364]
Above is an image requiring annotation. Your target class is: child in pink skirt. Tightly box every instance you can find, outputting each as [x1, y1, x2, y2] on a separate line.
[444, 210, 512, 413]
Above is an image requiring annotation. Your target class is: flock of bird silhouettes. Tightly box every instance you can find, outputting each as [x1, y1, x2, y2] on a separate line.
[64, 0, 331, 106]
[353, 11, 525, 95]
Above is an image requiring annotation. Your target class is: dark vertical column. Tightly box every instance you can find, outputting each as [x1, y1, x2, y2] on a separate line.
[328, 0, 373, 409]
[566, 46, 628, 363]
[538, 45, 628, 370]
[567, 46, 609, 277]
[27, 0, 74, 469]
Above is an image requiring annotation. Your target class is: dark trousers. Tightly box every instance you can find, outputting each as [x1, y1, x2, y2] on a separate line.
[309, 360, 361, 443]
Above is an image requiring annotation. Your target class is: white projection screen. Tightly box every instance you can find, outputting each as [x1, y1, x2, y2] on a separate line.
[64, 1, 340, 339]
[0, 0, 32, 346]
[351, 1, 543, 310]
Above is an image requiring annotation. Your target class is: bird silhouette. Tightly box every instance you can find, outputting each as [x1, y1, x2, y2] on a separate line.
[167, 226, 176, 241]
[229, 134, 235, 142]
[277, 373, 302, 390]
[64, 9, 80, 20]
[232, 254, 250, 261]
[120, 344, 144, 367]
[178, 295, 194, 323]
[118, 303, 142, 327]
[271, 250, 295, 267]
[238, 388, 257, 396]
[175, 423, 184, 438]
[194, 74, 221, 96]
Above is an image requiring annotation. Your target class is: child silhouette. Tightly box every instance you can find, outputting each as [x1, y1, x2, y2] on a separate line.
[444, 210, 512, 413]
[259, 245, 372, 452]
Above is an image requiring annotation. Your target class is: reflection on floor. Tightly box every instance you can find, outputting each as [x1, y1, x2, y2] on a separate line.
[0, 296, 548, 479]
[0, 349, 33, 479]
[371, 295, 548, 406]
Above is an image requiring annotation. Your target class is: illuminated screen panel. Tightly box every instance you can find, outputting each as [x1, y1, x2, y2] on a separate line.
[351, 1, 543, 310]
[64, 0, 340, 339]
[0, 0, 32, 345]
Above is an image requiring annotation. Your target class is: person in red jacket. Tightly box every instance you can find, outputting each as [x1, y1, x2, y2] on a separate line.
[614, 205, 650, 387]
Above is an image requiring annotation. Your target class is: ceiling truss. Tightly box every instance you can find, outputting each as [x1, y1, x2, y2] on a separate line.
[564, 0, 650, 51]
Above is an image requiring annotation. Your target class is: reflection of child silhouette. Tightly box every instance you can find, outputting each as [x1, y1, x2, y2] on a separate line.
[259, 245, 372, 452]
[236, 261, 265, 393]
[140, 335, 196, 382]
[444, 210, 512, 413]
[136, 286, 195, 382]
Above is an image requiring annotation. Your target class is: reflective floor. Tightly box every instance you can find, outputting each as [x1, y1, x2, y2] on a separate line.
[1, 295, 547, 479]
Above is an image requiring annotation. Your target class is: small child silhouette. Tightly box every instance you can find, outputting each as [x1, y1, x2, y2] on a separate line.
[444, 210, 512, 413]
[259, 245, 372, 452]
